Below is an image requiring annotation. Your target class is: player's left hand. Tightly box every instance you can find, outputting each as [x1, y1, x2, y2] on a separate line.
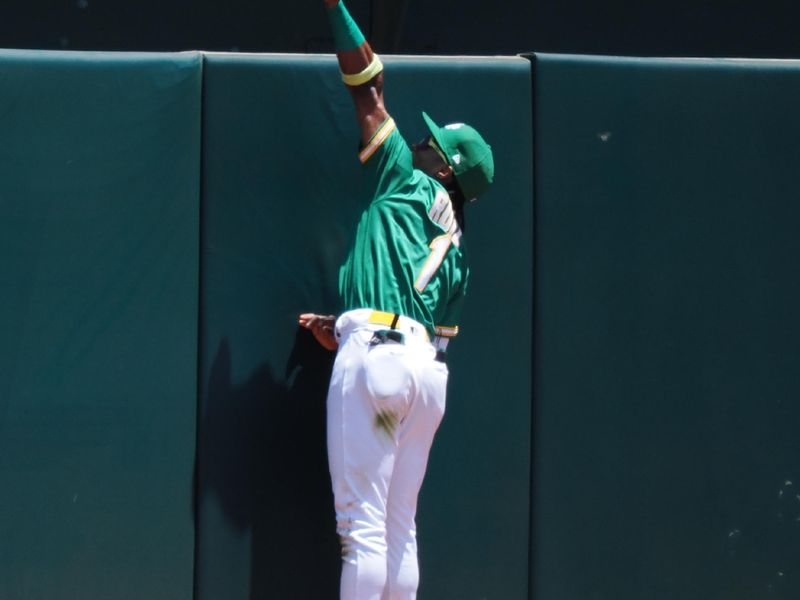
[298, 313, 339, 351]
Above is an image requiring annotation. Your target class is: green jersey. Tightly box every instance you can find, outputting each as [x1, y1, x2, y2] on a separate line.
[339, 117, 468, 341]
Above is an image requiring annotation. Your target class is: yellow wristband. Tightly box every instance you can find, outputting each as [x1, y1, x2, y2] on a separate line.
[341, 54, 384, 86]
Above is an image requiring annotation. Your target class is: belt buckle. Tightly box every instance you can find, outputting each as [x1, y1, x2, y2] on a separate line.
[369, 329, 405, 346]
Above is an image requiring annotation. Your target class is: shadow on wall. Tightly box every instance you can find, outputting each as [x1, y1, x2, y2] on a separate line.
[199, 328, 340, 599]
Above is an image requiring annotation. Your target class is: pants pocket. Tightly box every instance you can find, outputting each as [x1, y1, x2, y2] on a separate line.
[362, 345, 413, 436]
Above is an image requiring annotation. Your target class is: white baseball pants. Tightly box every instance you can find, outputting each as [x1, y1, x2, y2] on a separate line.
[327, 309, 448, 600]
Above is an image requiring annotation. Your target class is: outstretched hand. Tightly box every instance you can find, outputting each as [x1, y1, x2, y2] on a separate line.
[298, 313, 339, 351]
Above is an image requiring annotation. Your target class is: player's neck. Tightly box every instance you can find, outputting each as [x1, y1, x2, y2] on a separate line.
[449, 191, 466, 233]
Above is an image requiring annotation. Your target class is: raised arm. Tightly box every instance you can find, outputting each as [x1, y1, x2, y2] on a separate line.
[324, 0, 390, 146]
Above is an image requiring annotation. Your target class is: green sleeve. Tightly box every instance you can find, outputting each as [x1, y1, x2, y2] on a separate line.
[436, 266, 468, 337]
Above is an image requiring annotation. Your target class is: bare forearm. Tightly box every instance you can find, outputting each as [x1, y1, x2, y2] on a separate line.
[336, 36, 373, 77]
[324, 0, 372, 74]
[324, 0, 388, 144]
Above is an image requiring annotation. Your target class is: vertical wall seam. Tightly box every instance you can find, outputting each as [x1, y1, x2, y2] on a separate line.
[192, 50, 207, 600]
[524, 51, 539, 600]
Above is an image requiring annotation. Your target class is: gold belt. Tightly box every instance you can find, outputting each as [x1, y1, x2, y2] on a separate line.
[367, 310, 401, 329]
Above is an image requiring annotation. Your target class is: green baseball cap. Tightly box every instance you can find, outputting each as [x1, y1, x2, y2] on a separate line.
[422, 111, 495, 201]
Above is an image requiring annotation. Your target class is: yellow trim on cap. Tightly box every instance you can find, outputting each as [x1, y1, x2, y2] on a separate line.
[359, 117, 396, 164]
[341, 54, 384, 87]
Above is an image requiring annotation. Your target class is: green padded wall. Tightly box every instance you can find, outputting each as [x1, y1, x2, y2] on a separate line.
[0, 50, 201, 599]
[532, 54, 800, 599]
[197, 54, 532, 599]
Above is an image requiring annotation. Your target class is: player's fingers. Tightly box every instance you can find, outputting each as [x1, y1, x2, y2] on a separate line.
[298, 313, 319, 327]
[299, 314, 336, 334]
[306, 320, 329, 338]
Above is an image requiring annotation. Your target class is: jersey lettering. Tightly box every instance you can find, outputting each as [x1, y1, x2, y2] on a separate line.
[428, 190, 461, 245]
[415, 190, 463, 292]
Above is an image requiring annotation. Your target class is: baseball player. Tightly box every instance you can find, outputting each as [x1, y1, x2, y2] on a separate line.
[299, 1, 494, 598]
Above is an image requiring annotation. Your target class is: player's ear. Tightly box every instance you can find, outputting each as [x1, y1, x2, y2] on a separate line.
[435, 164, 454, 184]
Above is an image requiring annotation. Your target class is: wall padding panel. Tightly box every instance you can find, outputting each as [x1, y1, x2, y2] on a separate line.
[532, 53, 800, 600]
[0, 50, 201, 600]
[197, 53, 533, 599]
